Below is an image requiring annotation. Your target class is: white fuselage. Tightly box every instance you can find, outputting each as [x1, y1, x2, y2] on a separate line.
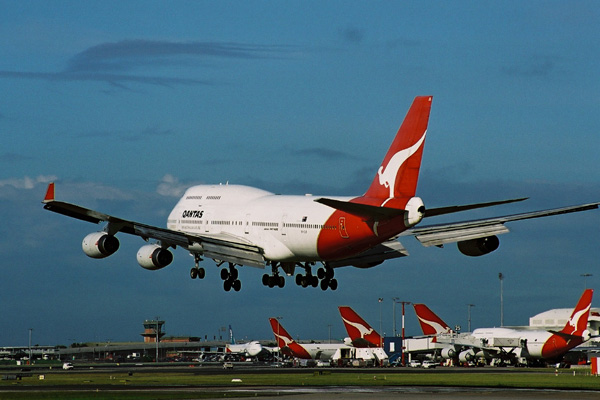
[167, 184, 348, 262]
[471, 327, 552, 359]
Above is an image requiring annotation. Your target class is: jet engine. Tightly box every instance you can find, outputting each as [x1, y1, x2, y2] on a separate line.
[136, 244, 173, 270]
[457, 235, 500, 257]
[82, 232, 120, 259]
[440, 347, 456, 359]
[458, 349, 476, 363]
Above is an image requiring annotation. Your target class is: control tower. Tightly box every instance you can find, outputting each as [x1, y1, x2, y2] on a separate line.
[141, 319, 165, 343]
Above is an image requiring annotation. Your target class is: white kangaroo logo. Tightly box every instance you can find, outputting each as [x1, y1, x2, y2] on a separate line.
[342, 316, 373, 338]
[416, 314, 450, 334]
[378, 131, 427, 198]
[564, 303, 591, 336]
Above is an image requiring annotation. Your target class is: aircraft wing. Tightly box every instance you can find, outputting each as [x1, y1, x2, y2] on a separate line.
[42, 183, 266, 268]
[405, 202, 600, 247]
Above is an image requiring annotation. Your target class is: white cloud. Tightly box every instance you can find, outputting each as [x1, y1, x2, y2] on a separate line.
[0, 175, 57, 189]
[156, 174, 191, 197]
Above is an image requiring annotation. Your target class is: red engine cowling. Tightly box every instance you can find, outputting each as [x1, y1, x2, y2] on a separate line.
[82, 232, 120, 259]
[136, 244, 173, 270]
[457, 235, 500, 257]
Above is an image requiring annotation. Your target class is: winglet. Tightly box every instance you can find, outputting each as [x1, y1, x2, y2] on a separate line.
[43, 182, 55, 203]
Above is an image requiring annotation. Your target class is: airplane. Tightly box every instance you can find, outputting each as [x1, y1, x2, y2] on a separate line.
[268, 317, 347, 361]
[413, 290, 595, 364]
[224, 325, 266, 358]
[338, 306, 384, 348]
[42, 96, 600, 291]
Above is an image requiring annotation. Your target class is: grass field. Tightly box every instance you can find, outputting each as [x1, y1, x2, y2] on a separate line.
[1, 369, 600, 399]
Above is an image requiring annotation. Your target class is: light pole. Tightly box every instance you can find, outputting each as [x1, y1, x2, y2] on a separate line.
[28, 328, 32, 363]
[467, 304, 475, 332]
[378, 298, 383, 348]
[581, 273, 593, 289]
[276, 316, 283, 360]
[499, 273, 504, 327]
[327, 324, 332, 344]
[392, 297, 399, 337]
[397, 301, 411, 366]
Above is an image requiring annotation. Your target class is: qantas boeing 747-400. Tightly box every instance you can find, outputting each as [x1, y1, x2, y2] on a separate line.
[42, 96, 599, 291]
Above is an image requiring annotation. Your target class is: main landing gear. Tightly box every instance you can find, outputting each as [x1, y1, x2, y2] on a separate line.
[262, 263, 285, 288]
[295, 263, 337, 291]
[190, 254, 205, 280]
[221, 263, 242, 292]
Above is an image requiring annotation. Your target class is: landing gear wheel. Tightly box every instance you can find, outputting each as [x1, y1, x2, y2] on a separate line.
[229, 268, 239, 281]
[295, 274, 303, 286]
[267, 276, 275, 288]
[325, 267, 334, 279]
[301, 277, 309, 288]
[190, 268, 198, 279]
[221, 268, 230, 281]
[278, 276, 285, 288]
[262, 274, 270, 286]
[232, 279, 241, 292]
[311, 276, 319, 287]
[224, 279, 232, 291]
[320, 279, 329, 291]
[329, 278, 338, 291]
[317, 268, 325, 280]
[197, 267, 205, 279]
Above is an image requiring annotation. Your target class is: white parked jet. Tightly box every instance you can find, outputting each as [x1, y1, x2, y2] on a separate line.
[42, 96, 599, 291]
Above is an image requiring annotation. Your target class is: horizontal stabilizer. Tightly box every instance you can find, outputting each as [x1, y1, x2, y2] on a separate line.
[424, 198, 528, 218]
[315, 198, 406, 220]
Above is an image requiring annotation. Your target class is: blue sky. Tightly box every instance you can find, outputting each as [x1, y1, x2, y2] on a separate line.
[1, 1, 599, 346]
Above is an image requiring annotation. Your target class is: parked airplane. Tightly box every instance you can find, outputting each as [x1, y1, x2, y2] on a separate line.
[225, 325, 265, 358]
[268, 318, 347, 361]
[338, 306, 383, 348]
[42, 96, 600, 291]
[414, 290, 594, 364]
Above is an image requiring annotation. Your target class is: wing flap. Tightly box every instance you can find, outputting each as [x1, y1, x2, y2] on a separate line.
[201, 241, 266, 269]
[415, 224, 509, 247]
[407, 202, 600, 247]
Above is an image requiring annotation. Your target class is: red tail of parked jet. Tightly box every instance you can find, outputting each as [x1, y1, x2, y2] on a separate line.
[338, 306, 383, 348]
[541, 289, 593, 360]
[268, 318, 312, 359]
[413, 303, 452, 335]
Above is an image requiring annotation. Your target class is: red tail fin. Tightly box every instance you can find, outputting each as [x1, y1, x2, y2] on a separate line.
[268, 318, 312, 359]
[413, 303, 451, 335]
[338, 306, 383, 348]
[363, 96, 432, 200]
[560, 289, 593, 336]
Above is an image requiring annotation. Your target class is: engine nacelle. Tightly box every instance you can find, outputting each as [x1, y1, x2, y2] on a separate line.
[459, 349, 475, 363]
[136, 244, 173, 270]
[457, 235, 500, 257]
[82, 232, 120, 259]
[441, 347, 456, 359]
